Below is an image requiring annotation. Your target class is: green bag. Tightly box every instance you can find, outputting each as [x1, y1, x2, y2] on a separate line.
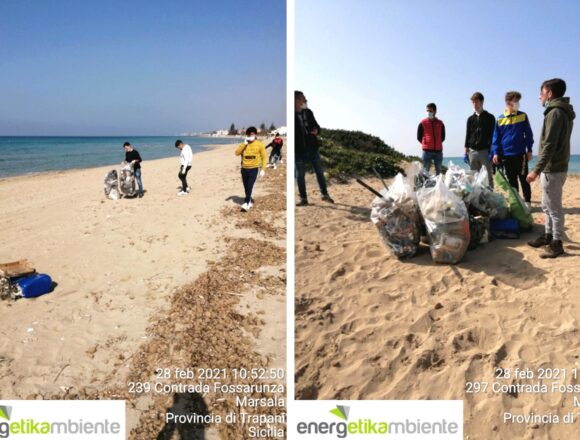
[493, 170, 533, 230]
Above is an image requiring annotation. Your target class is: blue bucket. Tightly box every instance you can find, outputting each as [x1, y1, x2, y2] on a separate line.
[15, 274, 53, 298]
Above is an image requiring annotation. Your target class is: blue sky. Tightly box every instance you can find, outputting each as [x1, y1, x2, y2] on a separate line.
[0, 0, 286, 135]
[296, 0, 580, 156]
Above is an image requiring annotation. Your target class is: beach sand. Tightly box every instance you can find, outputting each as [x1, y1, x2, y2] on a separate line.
[0, 144, 286, 439]
[295, 173, 580, 439]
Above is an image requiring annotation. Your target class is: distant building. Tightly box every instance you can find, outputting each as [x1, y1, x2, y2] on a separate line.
[271, 126, 287, 136]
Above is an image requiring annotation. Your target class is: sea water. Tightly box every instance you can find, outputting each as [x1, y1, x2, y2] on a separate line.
[445, 155, 580, 174]
[0, 136, 242, 178]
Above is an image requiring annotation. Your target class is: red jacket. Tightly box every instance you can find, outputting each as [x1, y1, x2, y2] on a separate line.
[418, 118, 445, 151]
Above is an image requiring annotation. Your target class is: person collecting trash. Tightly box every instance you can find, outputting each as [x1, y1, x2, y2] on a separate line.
[123, 142, 144, 197]
[235, 127, 267, 212]
[265, 132, 284, 168]
[175, 139, 193, 196]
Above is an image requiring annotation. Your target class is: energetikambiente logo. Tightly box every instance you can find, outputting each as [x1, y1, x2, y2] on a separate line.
[296, 405, 460, 438]
[0, 402, 124, 438]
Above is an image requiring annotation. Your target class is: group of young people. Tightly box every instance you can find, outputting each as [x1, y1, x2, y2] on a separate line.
[418, 78, 574, 258]
[120, 140, 192, 198]
[119, 131, 285, 212]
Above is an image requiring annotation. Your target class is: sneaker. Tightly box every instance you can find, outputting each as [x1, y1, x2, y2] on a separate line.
[540, 240, 564, 259]
[240, 203, 248, 212]
[273, 164, 277, 170]
[186, 186, 191, 193]
[138, 193, 144, 198]
[248, 201, 254, 208]
[528, 233, 553, 248]
[321, 194, 335, 203]
[177, 191, 188, 196]
[296, 198, 309, 207]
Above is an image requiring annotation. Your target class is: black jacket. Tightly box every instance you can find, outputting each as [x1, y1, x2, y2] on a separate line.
[295, 109, 320, 160]
[465, 110, 495, 151]
[125, 149, 142, 169]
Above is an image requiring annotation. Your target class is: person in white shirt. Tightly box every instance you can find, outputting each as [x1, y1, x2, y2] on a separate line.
[175, 139, 193, 196]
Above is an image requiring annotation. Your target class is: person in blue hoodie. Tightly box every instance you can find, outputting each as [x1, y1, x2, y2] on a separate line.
[492, 91, 534, 206]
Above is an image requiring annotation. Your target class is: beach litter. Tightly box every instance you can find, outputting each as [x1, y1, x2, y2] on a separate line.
[468, 215, 489, 250]
[364, 162, 533, 263]
[104, 170, 119, 200]
[119, 161, 137, 197]
[494, 169, 533, 230]
[490, 218, 520, 239]
[418, 175, 470, 264]
[465, 166, 508, 219]
[444, 161, 475, 199]
[0, 260, 53, 300]
[104, 162, 137, 199]
[370, 172, 422, 259]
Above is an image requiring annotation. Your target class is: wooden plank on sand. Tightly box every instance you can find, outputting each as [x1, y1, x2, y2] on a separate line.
[0, 259, 36, 278]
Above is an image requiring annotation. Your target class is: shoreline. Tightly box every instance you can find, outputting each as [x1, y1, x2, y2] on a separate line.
[0, 142, 239, 181]
[0, 145, 287, 437]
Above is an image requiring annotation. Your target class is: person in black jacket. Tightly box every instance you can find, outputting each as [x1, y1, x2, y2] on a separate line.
[265, 132, 283, 168]
[465, 92, 495, 187]
[123, 142, 144, 197]
[295, 91, 334, 206]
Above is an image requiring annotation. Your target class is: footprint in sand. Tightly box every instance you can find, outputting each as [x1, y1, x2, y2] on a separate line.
[451, 328, 480, 353]
[330, 266, 346, 281]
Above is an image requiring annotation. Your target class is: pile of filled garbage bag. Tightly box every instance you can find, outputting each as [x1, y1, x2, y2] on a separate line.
[371, 161, 531, 264]
[104, 162, 137, 200]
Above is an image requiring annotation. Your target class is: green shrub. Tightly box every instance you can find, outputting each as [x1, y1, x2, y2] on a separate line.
[306, 129, 409, 181]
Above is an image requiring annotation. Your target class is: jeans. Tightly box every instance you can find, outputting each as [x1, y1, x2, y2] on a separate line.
[178, 165, 192, 192]
[504, 154, 531, 202]
[468, 149, 493, 187]
[241, 167, 259, 204]
[295, 150, 328, 201]
[269, 146, 282, 165]
[541, 172, 567, 241]
[422, 150, 443, 175]
[134, 168, 144, 194]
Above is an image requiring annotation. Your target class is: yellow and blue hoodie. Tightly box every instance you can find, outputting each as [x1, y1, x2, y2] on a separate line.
[235, 140, 267, 169]
[492, 110, 534, 157]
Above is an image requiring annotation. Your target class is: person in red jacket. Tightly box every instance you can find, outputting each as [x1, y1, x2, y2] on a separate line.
[417, 102, 446, 175]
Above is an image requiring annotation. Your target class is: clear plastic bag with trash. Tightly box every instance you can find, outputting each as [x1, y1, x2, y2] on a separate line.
[0, 276, 17, 301]
[412, 161, 436, 191]
[119, 161, 136, 197]
[104, 170, 119, 200]
[417, 175, 470, 264]
[444, 161, 475, 199]
[370, 170, 422, 259]
[465, 165, 509, 219]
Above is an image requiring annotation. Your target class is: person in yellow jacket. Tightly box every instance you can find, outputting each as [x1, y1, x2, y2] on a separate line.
[235, 126, 267, 212]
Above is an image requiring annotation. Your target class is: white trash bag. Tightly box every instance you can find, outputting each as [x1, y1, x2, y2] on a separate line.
[119, 161, 136, 197]
[465, 165, 508, 218]
[104, 170, 119, 200]
[371, 173, 422, 259]
[417, 175, 470, 264]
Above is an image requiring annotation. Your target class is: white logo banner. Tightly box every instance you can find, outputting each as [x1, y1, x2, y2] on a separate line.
[0, 400, 125, 439]
[289, 400, 463, 439]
